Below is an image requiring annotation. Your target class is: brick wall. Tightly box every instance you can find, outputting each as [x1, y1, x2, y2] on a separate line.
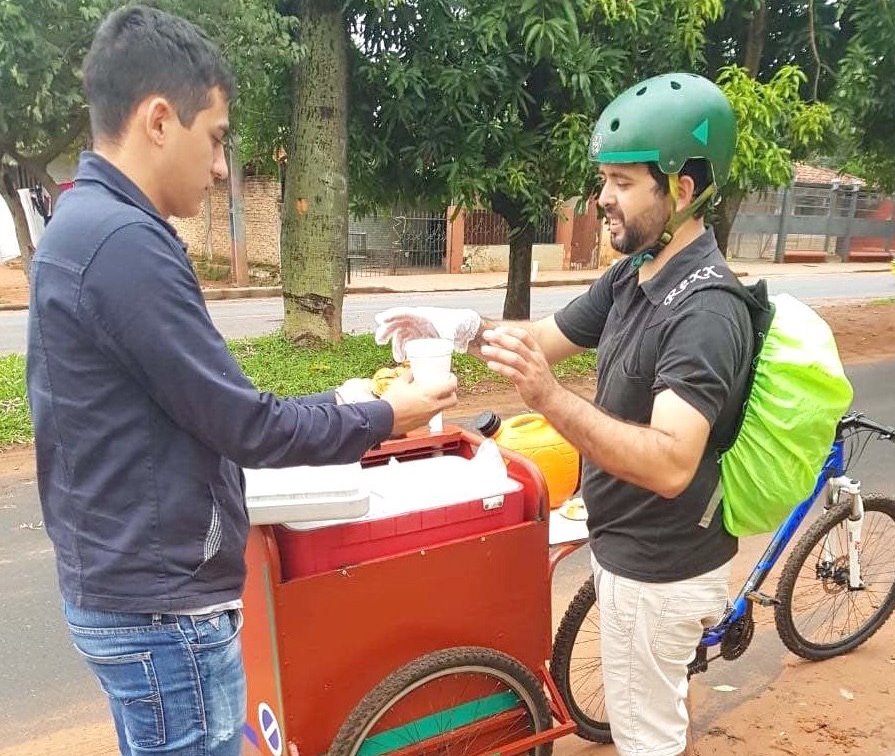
[171, 176, 281, 267]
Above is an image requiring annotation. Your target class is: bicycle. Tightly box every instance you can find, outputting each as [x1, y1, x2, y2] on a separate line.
[549, 411, 895, 744]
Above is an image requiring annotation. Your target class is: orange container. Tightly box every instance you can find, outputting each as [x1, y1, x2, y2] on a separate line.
[476, 411, 580, 509]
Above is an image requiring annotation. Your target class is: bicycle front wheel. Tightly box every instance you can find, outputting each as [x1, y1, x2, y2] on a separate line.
[775, 495, 895, 660]
[328, 646, 553, 756]
[550, 577, 612, 744]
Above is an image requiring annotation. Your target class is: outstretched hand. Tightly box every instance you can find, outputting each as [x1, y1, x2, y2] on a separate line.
[480, 326, 561, 411]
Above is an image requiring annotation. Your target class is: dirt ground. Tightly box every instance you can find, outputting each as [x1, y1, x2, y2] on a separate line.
[1, 266, 894, 755]
[0, 259, 28, 306]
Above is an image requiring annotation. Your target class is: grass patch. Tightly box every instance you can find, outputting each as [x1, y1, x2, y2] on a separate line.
[869, 297, 895, 306]
[0, 354, 31, 447]
[0, 333, 596, 448]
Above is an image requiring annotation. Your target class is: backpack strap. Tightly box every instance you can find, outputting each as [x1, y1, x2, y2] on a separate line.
[660, 264, 775, 530]
[664, 266, 774, 450]
[698, 479, 724, 528]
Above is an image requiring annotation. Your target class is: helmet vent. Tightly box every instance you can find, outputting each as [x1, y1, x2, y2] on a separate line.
[670, 80, 682, 90]
[636, 87, 647, 96]
[610, 119, 620, 131]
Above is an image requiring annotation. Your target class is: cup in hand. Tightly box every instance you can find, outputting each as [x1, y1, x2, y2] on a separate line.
[405, 337, 454, 432]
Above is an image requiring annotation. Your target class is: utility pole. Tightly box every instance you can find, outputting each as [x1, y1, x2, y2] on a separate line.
[227, 134, 250, 286]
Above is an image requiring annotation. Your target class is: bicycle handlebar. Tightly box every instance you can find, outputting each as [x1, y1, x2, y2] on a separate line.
[838, 412, 895, 439]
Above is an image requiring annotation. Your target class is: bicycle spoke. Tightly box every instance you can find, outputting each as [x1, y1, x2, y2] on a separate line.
[784, 503, 895, 650]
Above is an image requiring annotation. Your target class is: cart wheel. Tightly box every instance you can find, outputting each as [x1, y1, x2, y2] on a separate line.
[550, 577, 612, 743]
[328, 646, 553, 756]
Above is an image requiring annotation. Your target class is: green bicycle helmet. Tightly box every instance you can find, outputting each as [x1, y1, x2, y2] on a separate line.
[589, 72, 737, 186]
[588, 73, 737, 255]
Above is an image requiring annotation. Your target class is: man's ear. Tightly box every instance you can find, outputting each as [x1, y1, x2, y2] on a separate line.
[676, 172, 696, 212]
[143, 97, 177, 147]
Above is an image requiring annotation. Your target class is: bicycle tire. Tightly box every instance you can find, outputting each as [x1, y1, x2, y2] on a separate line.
[775, 495, 895, 660]
[328, 646, 553, 756]
[550, 577, 612, 744]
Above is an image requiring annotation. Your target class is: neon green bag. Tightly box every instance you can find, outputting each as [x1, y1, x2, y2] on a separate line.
[719, 292, 853, 537]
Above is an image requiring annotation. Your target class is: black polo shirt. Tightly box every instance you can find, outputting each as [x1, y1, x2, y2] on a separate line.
[555, 228, 753, 582]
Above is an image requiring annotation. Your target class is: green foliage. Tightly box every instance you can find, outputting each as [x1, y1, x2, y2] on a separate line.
[0, 0, 296, 176]
[718, 64, 832, 192]
[0, 0, 108, 158]
[347, 0, 724, 222]
[0, 332, 596, 447]
[0, 354, 30, 447]
[834, 0, 895, 191]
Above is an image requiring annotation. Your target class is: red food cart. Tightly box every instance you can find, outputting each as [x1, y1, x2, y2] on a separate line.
[239, 426, 580, 755]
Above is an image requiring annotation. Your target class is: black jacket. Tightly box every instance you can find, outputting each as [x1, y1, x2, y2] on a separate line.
[27, 152, 393, 612]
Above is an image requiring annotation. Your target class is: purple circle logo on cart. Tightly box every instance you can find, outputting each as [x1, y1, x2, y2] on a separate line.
[257, 702, 283, 756]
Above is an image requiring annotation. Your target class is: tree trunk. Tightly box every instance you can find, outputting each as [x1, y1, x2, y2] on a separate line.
[1, 163, 35, 279]
[491, 193, 534, 319]
[714, 187, 745, 259]
[503, 222, 534, 320]
[280, 0, 348, 344]
[742, 2, 768, 77]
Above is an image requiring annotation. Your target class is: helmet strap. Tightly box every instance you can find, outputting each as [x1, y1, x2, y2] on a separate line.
[656, 172, 716, 251]
[630, 173, 717, 269]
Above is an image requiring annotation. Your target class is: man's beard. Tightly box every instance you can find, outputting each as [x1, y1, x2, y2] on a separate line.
[606, 202, 667, 256]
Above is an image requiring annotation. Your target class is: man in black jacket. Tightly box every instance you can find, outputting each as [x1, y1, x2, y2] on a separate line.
[26, 7, 455, 754]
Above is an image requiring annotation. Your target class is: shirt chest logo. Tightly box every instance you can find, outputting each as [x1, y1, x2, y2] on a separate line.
[663, 265, 724, 306]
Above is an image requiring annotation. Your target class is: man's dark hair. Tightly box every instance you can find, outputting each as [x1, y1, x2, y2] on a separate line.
[648, 159, 713, 217]
[83, 5, 235, 141]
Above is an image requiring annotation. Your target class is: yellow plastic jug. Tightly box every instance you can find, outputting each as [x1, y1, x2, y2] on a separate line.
[475, 411, 580, 509]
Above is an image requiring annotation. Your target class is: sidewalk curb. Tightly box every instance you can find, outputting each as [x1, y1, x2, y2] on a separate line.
[1, 266, 889, 311]
[346, 278, 596, 295]
[202, 286, 282, 301]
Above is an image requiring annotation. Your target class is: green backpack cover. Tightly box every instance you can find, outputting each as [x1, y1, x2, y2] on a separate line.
[716, 287, 854, 536]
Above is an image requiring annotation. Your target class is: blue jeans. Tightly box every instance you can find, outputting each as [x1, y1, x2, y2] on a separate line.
[64, 603, 246, 755]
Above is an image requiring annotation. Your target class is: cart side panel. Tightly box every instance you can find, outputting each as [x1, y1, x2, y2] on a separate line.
[242, 527, 288, 755]
[275, 520, 551, 756]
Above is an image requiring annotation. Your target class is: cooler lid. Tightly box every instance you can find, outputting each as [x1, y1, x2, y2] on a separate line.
[244, 463, 370, 524]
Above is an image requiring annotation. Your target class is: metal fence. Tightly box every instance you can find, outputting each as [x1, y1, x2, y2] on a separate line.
[347, 210, 448, 279]
[729, 184, 895, 261]
[464, 210, 556, 246]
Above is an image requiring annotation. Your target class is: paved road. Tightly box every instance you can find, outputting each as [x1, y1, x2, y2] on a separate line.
[1, 271, 893, 354]
[0, 358, 892, 749]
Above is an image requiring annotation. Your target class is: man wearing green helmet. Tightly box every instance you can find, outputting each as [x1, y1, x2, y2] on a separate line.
[375, 73, 754, 755]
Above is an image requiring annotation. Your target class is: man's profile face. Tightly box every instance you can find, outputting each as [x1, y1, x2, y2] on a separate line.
[597, 163, 669, 256]
[160, 86, 230, 219]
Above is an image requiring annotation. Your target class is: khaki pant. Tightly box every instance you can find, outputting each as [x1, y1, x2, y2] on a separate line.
[592, 555, 732, 756]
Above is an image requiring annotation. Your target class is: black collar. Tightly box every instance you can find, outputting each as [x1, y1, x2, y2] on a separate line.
[74, 151, 180, 241]
[640, 227, 720, 306]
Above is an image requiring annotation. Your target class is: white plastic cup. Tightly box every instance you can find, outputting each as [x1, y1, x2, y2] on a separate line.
[405, 337, 454, 432]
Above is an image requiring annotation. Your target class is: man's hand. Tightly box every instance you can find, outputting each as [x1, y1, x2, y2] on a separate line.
[375, 307, 481, 361]
[381, 371, 459, 435]
[480, 326, 563, 411]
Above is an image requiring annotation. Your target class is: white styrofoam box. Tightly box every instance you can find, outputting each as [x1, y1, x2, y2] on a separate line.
[285, 443, 519, 532]
[243, 462, 370, 525]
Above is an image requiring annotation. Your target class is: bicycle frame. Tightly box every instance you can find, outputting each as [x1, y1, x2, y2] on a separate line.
[701, 438, 847, 647]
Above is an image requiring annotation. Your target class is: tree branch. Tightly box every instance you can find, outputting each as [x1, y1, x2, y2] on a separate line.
[806, 0, 834, 101]
[807, 0, 821, 101]
[35, 110, 89, 165]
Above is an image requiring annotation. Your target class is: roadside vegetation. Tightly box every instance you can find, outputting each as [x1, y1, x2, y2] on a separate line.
[0, 335, 595, 447]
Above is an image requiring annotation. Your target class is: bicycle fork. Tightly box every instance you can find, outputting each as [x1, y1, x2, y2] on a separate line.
[824, 476, 865, 590]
